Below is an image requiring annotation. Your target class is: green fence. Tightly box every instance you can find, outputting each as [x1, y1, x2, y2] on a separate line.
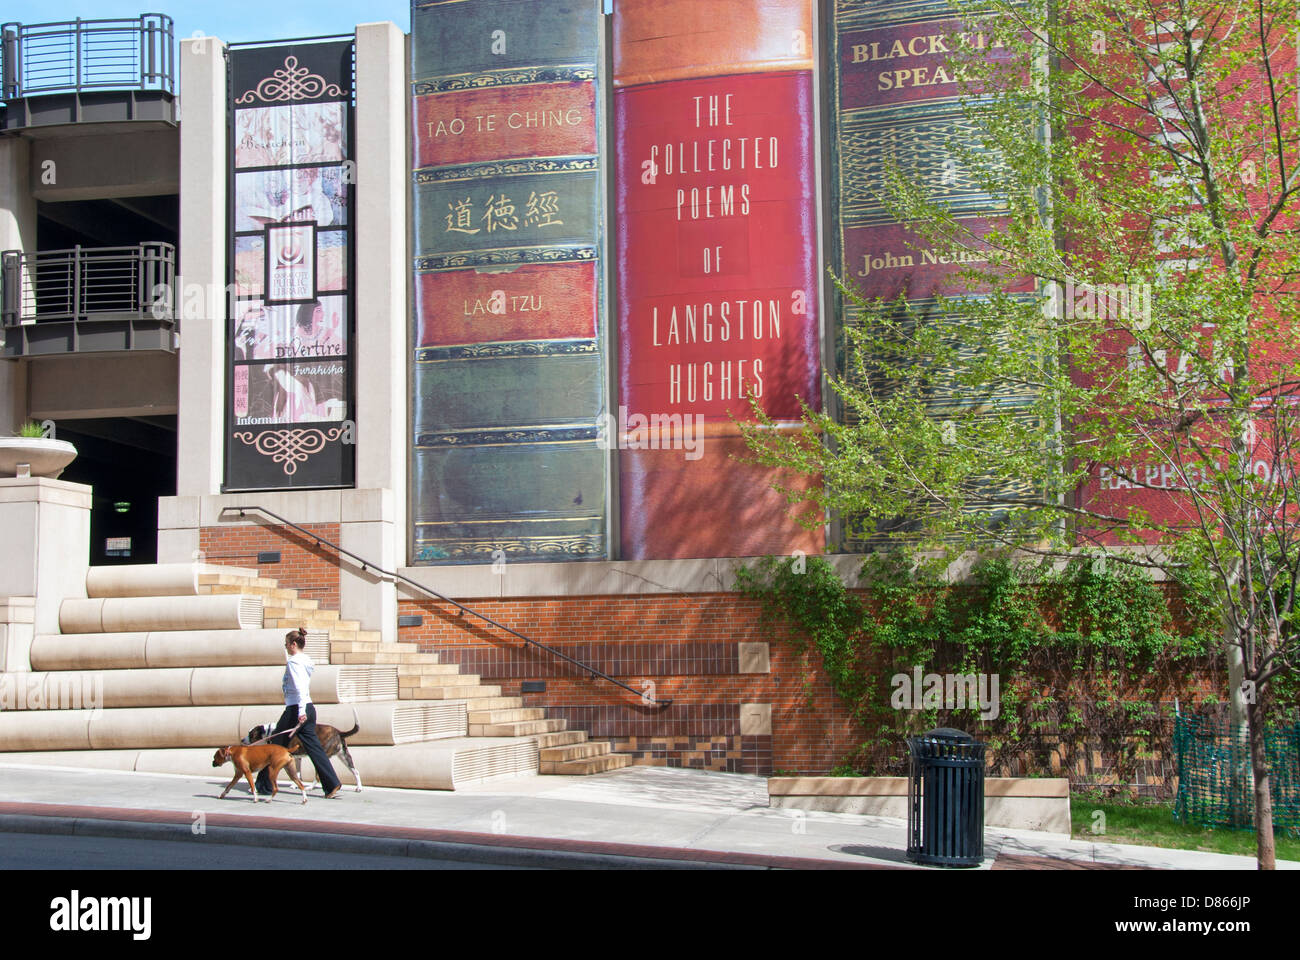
[1173, 714, 1300, 834]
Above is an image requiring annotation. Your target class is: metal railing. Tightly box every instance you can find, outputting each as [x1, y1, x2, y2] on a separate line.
[221, 505, 674, 708]
[1, 243, 175, 326]
[1, 14, 174, 100]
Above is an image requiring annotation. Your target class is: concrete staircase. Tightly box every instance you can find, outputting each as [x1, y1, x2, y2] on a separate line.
[198, 567, 632, 774]
[0, 563, 632, 787]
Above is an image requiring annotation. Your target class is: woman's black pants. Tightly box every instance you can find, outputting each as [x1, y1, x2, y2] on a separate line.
[255, 703, 341, 795]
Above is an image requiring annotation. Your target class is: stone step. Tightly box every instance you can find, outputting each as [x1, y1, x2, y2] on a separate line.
[469, 718, 566, 737]
[466, 707, 546, 725]
[403, 684, 502, 700]
[399, 674, 481, 688]
[540, 753, 634, 776]
[197, 573, 278, 589]
[387, 660, 465, 676]
[394, 662, 450, 675]
[388, 662, 461, 676]
[30, 629, 331, 671]
[338, 652, 444, 666]
[0, 737, 538, 790]
[533, 729, 587, 749]
[460, 696, 524, 712]
[333, 641, 419, 655]
[263, 605, 329, 620]
[60, 595, 264, 634]
[265, 618, 361, 632]
[200, 584, 300, 602]
[325, 630, 388, 646]
[0, 700, 466, 750]
[87, 563, 262, 598]
[540, 740, 611, 763]
[0, 664, 397, 708]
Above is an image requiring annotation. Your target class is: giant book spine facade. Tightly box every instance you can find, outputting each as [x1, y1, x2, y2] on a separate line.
[410, 0, 608, 564]
[613, 0, 824, 561]
[827, 0, 1037, 549]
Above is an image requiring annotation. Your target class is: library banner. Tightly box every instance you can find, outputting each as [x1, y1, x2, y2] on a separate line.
[225, 40, 356, 490]
[410, 0, 607, 565]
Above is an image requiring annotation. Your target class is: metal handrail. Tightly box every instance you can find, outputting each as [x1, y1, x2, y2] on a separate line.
[1, 243, 175, 326]
[220, 505, 674, 708]
[1, 14, 175, 100]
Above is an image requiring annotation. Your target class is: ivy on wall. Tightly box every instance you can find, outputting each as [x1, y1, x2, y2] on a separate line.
[735, 552, 1265, 783]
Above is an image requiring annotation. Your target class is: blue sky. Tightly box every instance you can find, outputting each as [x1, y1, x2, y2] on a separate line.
[3, 1, 616, 44]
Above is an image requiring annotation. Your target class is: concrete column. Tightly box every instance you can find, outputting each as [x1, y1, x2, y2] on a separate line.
[352, 21, 408, 630]
[0, 361, 28, 436]
[0, 136, 36, 252]
[176, 36, 228, 498]
[354, 22, 408, 552]
[0, 136, 36, 434]
[0, 478, 91, 637]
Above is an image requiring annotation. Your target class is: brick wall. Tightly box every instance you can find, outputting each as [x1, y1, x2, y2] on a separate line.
[188, 524, 1230, 782]
[396, 592, 866, 775]
[199, 523, 342, 609]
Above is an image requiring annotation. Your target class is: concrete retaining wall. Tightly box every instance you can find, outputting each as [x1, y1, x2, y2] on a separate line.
[768, 776, 1071, 834]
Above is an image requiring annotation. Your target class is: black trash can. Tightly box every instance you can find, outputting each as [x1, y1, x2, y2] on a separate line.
[906, 727, 985, 867]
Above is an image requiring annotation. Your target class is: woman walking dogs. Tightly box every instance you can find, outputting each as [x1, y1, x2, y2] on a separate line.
[257, 628, 343, 799]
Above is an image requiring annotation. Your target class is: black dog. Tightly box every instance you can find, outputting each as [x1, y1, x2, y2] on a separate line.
[244, 720, 362, 792]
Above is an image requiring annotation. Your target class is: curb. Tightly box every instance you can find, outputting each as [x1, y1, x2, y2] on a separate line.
[0, 802, 890, 870]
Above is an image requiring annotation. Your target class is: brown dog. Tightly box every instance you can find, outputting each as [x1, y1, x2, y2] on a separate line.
[244, 721, 362, 792]
[212, 744, 308, 804]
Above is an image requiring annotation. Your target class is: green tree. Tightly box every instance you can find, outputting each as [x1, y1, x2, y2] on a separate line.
[742, 0, 1300, 868]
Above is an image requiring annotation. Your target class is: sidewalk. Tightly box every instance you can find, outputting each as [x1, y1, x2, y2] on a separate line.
[0, 762, 1290, 870]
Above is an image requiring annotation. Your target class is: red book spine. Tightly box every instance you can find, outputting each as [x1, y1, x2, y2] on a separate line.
[613, 0, 824, 560]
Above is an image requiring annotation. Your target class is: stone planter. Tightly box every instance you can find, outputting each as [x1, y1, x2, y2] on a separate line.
[0, 437, 79, 479]
[768, 776, 1072, 834]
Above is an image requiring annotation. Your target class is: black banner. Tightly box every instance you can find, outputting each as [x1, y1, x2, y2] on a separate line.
[225, 40, 356, 491]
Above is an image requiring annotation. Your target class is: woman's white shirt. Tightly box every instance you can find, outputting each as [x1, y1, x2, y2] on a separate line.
[283, 651, 315, 707]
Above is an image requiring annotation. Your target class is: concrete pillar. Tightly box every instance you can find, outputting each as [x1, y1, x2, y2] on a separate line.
[0, 136, 36, 434]
[347, 21, 409, 637]
[176, 36, 228, 498]
[0, 361, 28, 436]
[0, 478, 91, 637]
[354, 20, 408, 563]
[0, 136, 36, 253]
